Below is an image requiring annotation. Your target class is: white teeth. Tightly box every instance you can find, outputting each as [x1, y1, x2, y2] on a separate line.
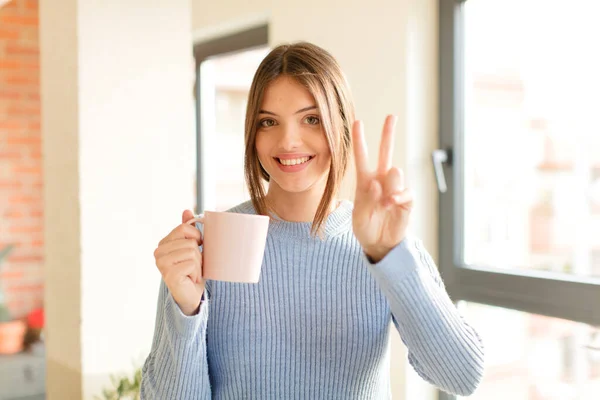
[279, 157, 310, 166]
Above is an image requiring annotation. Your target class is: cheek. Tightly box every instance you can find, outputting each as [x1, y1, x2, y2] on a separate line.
[320, 153, 332, 171]
[318, 140, 332, 162]
[315, 149, 332, 175]
[311, 130, 330, 155]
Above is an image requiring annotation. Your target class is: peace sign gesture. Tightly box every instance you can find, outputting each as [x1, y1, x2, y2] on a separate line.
[352, 115, 414, 263]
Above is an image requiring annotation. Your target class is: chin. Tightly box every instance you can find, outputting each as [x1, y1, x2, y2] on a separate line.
[270, 171, 330, 195]
[273, 179, 319, 194]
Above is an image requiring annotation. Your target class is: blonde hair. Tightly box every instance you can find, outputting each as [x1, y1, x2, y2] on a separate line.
[244, 42, 355, 235]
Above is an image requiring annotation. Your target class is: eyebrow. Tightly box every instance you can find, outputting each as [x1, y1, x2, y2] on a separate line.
[258, 105, 317, 116]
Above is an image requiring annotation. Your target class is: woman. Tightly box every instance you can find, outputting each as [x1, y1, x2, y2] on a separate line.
[141, 42, 485, 399]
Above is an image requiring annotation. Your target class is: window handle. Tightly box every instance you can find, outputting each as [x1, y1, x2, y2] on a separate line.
[432, 148, 453, 193]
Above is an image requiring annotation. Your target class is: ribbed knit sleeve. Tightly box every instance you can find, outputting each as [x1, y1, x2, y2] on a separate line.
[365, 236, 485, 396]
[141, 280, 212, 399]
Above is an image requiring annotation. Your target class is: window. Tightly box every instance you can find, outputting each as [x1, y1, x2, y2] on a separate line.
[457, 302, 600, 399]
[438, 1, 600, 398]
[193, 26, 269, 213]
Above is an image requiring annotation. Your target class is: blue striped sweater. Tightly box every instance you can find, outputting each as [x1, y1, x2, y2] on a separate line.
[141, 200, 484, 399]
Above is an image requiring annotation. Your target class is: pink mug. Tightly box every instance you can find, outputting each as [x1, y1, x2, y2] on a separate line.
[186, 211, 269, 283]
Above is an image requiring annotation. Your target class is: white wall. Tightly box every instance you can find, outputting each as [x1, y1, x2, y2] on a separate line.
[191, 1, 439, 398]
[191, 0, 270, 42]
[40, 0, 82, 396]
[40, 0, 196, 398]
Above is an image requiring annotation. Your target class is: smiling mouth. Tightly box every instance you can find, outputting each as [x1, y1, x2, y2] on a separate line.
[275, 156, 315, 166]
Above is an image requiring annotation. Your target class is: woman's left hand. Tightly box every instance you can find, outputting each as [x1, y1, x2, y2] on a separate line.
[351, 115, 414, 263]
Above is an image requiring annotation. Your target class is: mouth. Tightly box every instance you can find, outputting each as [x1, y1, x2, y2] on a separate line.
[274, 155, 315, 166]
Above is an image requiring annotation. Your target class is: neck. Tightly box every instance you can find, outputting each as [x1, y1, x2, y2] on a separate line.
[265, 180, 335, 223]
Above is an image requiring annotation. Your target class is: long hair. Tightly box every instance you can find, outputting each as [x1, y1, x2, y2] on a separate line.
[244, 42, 355, 235]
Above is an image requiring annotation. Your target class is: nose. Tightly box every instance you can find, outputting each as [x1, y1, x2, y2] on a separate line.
[278, 122, 302, 150]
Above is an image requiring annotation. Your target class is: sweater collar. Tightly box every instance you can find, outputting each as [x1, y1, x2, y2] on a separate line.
[237, 199, 354, 239]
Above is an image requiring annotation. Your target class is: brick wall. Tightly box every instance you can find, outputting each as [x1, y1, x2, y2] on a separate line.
[0, 0, 43, 319]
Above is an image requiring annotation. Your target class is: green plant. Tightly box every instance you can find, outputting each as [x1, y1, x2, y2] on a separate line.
[0, 244, 13, 263]
[0, 244, 15, 323]
[0, 304, 11, 323]
[96, 367, 142, 400]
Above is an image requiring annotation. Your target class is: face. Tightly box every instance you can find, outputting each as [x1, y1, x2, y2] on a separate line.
[255, 77, 331, 195]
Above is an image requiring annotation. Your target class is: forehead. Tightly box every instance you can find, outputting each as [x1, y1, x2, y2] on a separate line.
[260, 76, 317, 112]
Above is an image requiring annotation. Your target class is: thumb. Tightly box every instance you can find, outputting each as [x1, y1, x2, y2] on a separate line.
[182, 209, 195, 224]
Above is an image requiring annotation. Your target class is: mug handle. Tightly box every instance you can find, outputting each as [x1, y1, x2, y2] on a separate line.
[185, 215, 205, 282]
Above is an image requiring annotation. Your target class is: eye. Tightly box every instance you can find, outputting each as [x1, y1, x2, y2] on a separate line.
[259, 118, 276, 128]
[304, 115, 321, 125]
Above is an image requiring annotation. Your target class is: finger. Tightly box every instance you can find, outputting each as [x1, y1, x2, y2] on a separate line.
[381, 167, 404, 198]
[389, 188, 413, 210]
[352, 120, 370, 184]
[154, 238, 200, 260]
[159, 247, 201, 269]
[163, 260, 201, 287]
[182, 209, 195, 225]
[353, 179, 382, 222]
[377, 115, 397, 175]
[156, 247, 201, 275]
[159, 223, 202, 246]
[160, 225, 202, 246]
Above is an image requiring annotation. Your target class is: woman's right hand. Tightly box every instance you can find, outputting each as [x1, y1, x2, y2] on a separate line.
[154, 209, 205, 316]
